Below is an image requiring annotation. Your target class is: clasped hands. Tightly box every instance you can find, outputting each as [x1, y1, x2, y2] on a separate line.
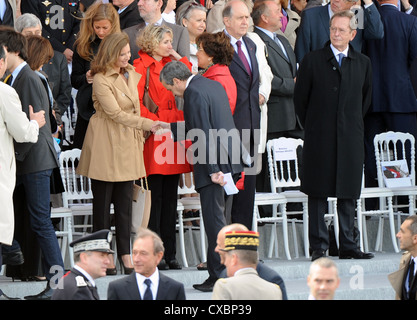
[150, 121, 171, 135]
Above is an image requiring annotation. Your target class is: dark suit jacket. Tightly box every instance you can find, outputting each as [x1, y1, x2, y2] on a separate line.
[51, 268, 100, 300]
[253, 27, 298, 133]
[366, 4, 417, 113]
[21, 0, 81, 53]
[294, 3, 384, 63]
[171, 75, 244, 191]
[107, 271, 186, 300]
[116, 0, 143, 29]
[228, 34, 260, 153]
[124, 20, 190, 64]
[294, 43, 372, 198]
[42, 50, 72, 116]
[12, 64, 58, 175]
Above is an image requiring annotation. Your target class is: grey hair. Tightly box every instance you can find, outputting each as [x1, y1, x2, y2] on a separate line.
[15, 13, 42, 33]
[160, 61, 192, 85]
[405, 215, 417, 236]
[330, 9, 358, 31]
[309, 257, 339, 277]
[134, 227, 165, 255]
[176, 0, 207, 26]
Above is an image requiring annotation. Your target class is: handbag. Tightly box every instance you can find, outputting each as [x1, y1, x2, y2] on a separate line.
[142, 67, 159, 139]
[143, 67, 159, 113]
[131, 178, 151, 234]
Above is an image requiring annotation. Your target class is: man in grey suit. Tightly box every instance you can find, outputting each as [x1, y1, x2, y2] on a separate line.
[0, 27, 64, 300]
[294, 0, 384, 63]
[157, 60, 245, 292]
[107, 228, 185, 300]
[123, 0, 190, 63]
[252, 0, 303, 214]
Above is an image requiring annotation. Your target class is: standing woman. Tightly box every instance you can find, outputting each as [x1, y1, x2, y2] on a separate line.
[133, 25, 192, 269]
[76, 32, 156, 274]
[72, 2, 120, 149]
[176, 1, 207, 74]
[196, 32, 237, 114]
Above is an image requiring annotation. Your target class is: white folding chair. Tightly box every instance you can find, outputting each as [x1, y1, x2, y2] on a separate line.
[373, 131, 417, 251]
[266, 138, 309, 258]
[176, 172, 206, 267]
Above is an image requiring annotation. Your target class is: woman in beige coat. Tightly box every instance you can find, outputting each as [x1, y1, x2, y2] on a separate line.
[77, 32, 155, 274]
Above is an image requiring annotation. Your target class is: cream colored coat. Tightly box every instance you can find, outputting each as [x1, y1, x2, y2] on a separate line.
[212, 268, 283, 300]
[0, 82, 39, 245]
[388, 252, 417, 300]
[77, 65, 154, 181]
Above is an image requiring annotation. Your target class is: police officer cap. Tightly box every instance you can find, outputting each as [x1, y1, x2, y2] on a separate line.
[70, 229, 114, 254]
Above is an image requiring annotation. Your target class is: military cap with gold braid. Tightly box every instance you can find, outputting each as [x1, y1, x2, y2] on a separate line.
[222, 231, 260, 251]
[70, 229, 114, 254]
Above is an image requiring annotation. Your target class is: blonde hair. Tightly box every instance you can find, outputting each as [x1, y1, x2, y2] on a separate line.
[90, 32, 130, 75]
[136, 24, 173, 56]
[74, 2, 121, 60]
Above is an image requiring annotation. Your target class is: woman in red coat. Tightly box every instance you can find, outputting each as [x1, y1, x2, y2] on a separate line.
[196, 31, 237, 114]
[133, 25, 192, 269]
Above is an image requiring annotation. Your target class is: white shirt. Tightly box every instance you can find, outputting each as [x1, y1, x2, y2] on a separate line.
[136, 269, 160, 300]
[330, 43, 349, 65]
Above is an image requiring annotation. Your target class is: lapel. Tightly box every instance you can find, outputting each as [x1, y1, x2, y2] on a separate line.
[155, 272, 169, 300]
[11, 64, 30, 89]
[71, 268, 100, 300]
[108, 65, 139, 105]
[232, 36, 257, 77]
[125, 272, 142, 299]
[319, 5, 331, 39]
[388, 252, 412, 299]
[255, 28, 294, 69]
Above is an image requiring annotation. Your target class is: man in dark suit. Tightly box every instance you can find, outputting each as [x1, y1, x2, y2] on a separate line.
[0, 27, 64, 299]
[252, 0, 304, 215]
[294, 0, 384, 63]
[363, 0, 417, 198]
[294, 10, 374, 261]
[157, 60, 245, 292]
[223, 0, 260, 231]
[107, 228, 185, 300]
[0, 0, 17, 27]
[123, 0, 189, 63]
[21, 0, 82, 63]
[52, 230, 114, 300]
[112, 0, 144, 29]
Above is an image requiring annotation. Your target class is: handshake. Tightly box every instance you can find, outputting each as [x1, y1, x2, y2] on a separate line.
[150, 121, 171, 135]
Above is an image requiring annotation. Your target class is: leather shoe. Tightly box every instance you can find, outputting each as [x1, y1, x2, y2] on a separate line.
[158, 259, 169, 270]
[0, 291, 19, 300]
[311, 249, 326, 261]
[193, 278, 215, 292]
[24, 284, 53, 300]
[168, 259, 182, 270]
[339, 249, 374, 259]
[2, 250, 24, 266]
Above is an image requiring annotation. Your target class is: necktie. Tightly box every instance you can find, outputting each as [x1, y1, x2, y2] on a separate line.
[408, 259, 415, 291]
[5, 74, 12, 85]
[236, 40, 251, 76]
[338, 53, 345, 67]
[274, 34, 289, 60]
[143, 279, 153, 300]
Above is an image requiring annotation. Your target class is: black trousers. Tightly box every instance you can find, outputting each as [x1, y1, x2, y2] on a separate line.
[147, 174, 180, 261]
[91, 179, 133, 256]
[308, 196, 357, 253]
[199, 181, 234, 281]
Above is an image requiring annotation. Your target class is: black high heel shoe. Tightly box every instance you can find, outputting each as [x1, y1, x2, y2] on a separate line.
[118, 257, 134, 274]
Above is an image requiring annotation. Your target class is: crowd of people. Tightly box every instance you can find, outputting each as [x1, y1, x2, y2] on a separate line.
[0, 0, 416, 301]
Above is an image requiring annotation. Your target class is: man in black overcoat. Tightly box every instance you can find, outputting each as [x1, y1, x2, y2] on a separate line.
[294, 10, 374, 261]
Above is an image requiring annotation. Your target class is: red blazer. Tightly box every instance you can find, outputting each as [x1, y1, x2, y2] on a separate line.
[133, 52, 192, 176]
[202, 63, 237, 114]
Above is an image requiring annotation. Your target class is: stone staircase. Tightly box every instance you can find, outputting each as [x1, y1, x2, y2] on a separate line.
[0, 217, 403, 300]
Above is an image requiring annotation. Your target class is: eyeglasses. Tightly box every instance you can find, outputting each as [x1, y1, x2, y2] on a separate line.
[182, 1, 204, 18]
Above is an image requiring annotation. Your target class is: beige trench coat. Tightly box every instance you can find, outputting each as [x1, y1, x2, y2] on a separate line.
[77, 65, 154, 182]
[0, 82, 39, 245]
[388, 252, 417, 300]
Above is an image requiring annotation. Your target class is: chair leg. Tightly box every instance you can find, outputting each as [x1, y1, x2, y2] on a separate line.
[67, 215, 74, 268]
[177, 210, 188, 268]
[356, 199, 364, 252]
[199, 211, 206, 260]
[281, 204, 292, 260]
[292, 220, 299, 259]
[388, 196, 400, 253]
[303, 203, 310, 259]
